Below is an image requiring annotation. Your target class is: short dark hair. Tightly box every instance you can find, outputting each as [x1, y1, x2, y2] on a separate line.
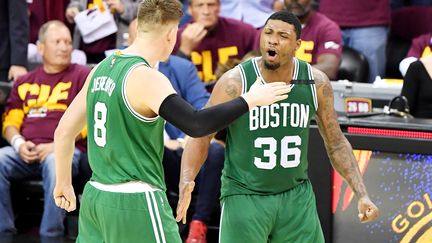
[265, 11, 302, 40]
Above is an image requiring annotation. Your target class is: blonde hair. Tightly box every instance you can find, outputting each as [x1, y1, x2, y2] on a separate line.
[137, 0, 183, 33]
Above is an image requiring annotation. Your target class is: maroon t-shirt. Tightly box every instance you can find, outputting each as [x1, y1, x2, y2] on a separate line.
[407, 33, 432, 58]
[4, 64, 90, 151]
[319, 0, 391, 28]
[174, 17, 258, 82]
[296, 11, 342, 64]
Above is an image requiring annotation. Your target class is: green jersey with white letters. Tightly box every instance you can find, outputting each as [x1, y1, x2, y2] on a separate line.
[87, 52, 166, 190]
[221, 57, 318, 198]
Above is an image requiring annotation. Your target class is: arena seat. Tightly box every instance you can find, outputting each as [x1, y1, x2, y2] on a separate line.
[337, 46, 369, 83]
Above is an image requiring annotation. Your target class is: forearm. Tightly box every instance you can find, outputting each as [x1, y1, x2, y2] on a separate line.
[180, 136, 212, 183]
[327, 138, 368, 198]
[159, 94, 248, 138]
[54, 128, 76, 187]
[4, 126, 21, 143]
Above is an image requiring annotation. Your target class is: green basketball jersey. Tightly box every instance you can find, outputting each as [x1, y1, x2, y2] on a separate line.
[221, 57, 318, 198]
[86, 52, 166, 190]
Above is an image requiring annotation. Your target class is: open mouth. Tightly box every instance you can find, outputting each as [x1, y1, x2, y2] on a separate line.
[266, 49, 278, 61]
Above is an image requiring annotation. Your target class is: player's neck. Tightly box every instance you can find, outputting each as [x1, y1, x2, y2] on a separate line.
[124, 39, 166, 68]
[258, 58, 295, 84]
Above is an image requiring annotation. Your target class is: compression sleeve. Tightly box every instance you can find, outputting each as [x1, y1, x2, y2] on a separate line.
[159, 94, 249, 137]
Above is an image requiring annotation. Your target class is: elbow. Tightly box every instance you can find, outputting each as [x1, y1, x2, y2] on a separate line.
[181, 121, 213, 138]
[54, 127, 65, 143]
[183, 127, 210, 138]
[54, 126, 73, 144]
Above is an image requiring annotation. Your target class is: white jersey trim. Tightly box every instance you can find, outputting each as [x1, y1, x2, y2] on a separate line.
[237, 64, 247, 94]
[306, 63, 319, 111]
[122, 62, 159, 122]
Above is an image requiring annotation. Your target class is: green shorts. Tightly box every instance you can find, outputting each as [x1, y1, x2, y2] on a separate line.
[219, 180, 324, 243]
[76, 182, 181, 243]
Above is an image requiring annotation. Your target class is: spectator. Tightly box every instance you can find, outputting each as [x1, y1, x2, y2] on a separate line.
[399, 32, 432, 76]
[219, 0, 285, 29]
[0, 0, 28, 82]
[0, 20, 89, 241]
[132, 19, 226, 243]
[65, 0, 139, 63]
[401, 55, 432, 118]
[320, 0, 391, 83]
[284, 0, 342, 80]
[28, 43, 87, 66]
[174, 0, 259, 83]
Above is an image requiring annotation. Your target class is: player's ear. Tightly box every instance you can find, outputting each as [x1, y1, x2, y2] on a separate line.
[295, 39, 301, 51]
[166, 25, 178, 43]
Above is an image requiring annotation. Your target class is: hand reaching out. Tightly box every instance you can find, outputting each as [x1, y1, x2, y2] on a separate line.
[242, 77, 292, 108]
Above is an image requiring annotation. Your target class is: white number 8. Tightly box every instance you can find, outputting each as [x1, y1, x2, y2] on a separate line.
[254, 136, 301, 170]
[94, 102, 107, 147]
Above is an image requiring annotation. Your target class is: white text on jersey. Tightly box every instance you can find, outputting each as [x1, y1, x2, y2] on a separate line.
[249, 103, 310, 131]
[91, 76, 116, 97]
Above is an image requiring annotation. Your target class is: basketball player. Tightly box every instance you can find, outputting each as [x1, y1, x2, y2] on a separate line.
[177, 11, 380, 243]
[52, 1, 291, 242]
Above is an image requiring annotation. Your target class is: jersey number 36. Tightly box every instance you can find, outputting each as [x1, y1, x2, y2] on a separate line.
[254, 136, 301, 169]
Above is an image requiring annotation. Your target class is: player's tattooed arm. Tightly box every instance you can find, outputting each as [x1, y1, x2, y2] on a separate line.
[314, 68, 368, 198]
[208, 67, 243, 104]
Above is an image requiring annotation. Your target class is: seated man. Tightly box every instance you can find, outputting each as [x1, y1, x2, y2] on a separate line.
[0, 20, 89, 240]
[284, 0, 342, 80]
[174, 0, 258, 83]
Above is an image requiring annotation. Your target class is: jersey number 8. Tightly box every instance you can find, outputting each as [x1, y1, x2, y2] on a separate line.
[94, 102, 107, 147]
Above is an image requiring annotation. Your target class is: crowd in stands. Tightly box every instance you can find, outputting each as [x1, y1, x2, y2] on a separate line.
[0, 0, 431, 242]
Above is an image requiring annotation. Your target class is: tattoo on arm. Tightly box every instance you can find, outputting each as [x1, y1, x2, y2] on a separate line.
[314, 69, 368, 198]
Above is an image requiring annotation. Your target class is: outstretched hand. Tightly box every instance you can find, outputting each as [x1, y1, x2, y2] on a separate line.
[242, 77, 291, 108]
[53, 184, 76, 212]
[357, 196, 379, 223]
[176, 180, 195, 224]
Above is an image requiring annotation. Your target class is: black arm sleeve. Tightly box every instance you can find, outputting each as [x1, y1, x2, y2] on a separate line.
[159, 94, 249, 137]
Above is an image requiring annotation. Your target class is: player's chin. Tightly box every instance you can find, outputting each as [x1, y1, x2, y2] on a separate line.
[263, 59, 280, 70]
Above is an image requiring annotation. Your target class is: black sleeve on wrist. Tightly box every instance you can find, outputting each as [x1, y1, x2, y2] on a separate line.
[159, 94, 249, 137]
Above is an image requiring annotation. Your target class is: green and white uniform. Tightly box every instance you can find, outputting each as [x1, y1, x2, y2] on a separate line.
[219, 57, 324, 243]
[78, 53, 181, 243]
